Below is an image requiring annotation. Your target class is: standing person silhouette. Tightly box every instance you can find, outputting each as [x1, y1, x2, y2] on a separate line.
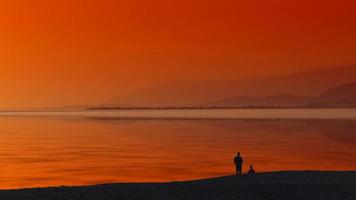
[234, 152, 243, 175]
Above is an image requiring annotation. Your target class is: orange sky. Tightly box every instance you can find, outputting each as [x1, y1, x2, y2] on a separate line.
[1, 0, 356, 108]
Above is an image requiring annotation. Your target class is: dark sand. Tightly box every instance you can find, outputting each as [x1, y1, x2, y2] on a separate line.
[1, 171, 356, 200]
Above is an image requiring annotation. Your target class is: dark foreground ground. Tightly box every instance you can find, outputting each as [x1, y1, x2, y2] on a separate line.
[1, 171, 356, 200]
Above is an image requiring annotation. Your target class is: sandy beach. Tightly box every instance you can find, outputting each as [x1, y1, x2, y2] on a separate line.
[1, 171, 355, 200]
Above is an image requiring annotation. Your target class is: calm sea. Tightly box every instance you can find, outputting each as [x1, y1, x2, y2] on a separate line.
[0, 108, 356, 189]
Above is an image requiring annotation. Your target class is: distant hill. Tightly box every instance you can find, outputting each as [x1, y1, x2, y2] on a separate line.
[318, 82, 356, 102]
[113, 65, 356, 107]
[307, 82, 356, 107]
[208, 82, 356, 108]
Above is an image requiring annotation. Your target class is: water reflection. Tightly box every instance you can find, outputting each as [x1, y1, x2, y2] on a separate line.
[0, 117, 356, 189]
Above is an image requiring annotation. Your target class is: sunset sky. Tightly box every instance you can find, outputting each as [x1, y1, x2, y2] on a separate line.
[1, 0, 356, 108]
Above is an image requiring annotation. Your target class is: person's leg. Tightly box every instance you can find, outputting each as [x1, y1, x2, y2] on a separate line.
[235, 165, 238, 175]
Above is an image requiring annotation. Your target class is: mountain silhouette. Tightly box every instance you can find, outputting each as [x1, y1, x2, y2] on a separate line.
[113, 65, 356, 107]
[207, 82, 356, 108]
[307, 82, 356, 107]
[318, 82, 356, 102]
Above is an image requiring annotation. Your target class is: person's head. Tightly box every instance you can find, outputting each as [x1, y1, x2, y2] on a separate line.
[237, 152, 240, 156]
[250, 165, 253, 169]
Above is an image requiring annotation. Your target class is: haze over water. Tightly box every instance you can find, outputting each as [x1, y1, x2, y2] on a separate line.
[1, 109, 356, 189]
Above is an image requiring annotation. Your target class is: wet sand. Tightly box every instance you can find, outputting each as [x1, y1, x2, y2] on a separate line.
[1, 171, 355, 200]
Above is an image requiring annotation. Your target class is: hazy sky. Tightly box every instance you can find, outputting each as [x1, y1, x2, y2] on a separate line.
[1, 0, 356, 108]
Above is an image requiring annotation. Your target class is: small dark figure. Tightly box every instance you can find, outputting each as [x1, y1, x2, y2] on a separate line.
[234, 152, 243, 175]
[248, 165, 256, 174]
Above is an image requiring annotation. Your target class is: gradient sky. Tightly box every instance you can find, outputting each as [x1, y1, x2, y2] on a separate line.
[1, 0, 356, 108]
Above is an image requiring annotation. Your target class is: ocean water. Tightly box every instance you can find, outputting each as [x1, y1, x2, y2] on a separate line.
[1, 108, 356, 119]
[0, 109, 356, 189]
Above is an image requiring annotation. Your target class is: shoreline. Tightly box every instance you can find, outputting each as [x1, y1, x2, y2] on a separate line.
[0, 108, 356, 120]
[1, 171, 356, 200]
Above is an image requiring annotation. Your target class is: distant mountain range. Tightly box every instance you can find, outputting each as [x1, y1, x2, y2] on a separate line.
[307, 82, 356, 108]
[208, 82, 356, 108]
[110, 64, 356, 108]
